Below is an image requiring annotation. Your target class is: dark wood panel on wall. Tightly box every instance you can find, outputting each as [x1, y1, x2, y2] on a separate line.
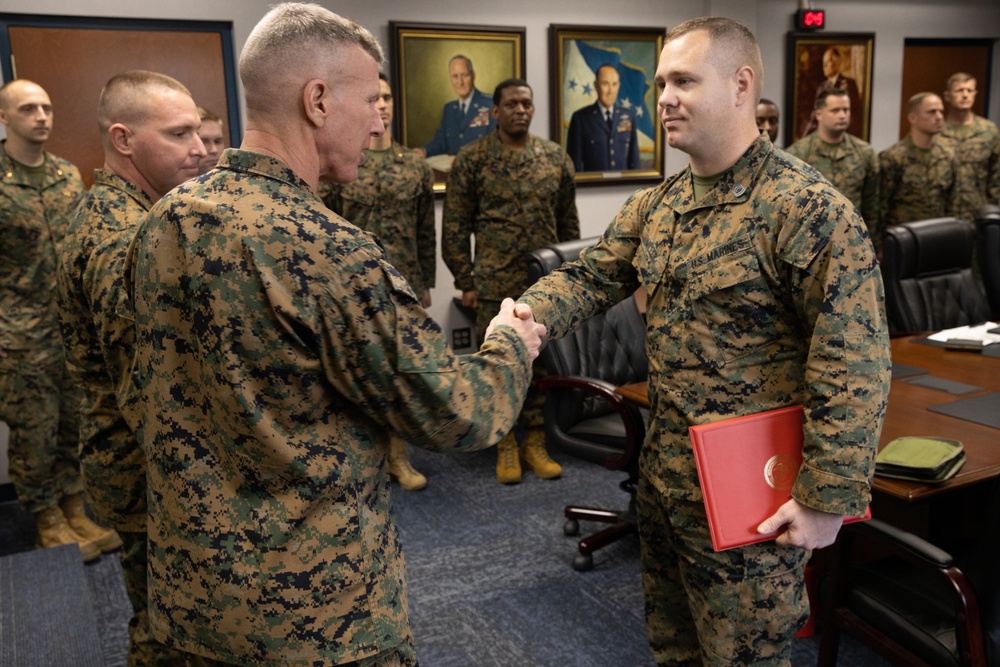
[899, 39, 992, 141]
[0, 14, 240, 188]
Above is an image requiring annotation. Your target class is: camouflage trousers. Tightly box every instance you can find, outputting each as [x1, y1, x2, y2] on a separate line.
[119, 531, 189, 667]
[475, 298, 545, 430]
[0, 348, 83, 512]
[183, 642, 418, 666]
[636, 473, 809, 666]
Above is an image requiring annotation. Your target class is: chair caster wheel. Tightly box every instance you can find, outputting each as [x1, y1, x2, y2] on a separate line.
[572, 553, 594, 571]
[563, 519, 580, 536]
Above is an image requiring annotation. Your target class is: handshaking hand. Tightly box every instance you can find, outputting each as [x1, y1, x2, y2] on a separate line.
[484, 298, 546, 361]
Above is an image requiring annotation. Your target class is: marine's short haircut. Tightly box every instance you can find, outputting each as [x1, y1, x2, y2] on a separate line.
[907, 92, 939, 115]
[239, 3, 383, 110]
[493, 78, 532, 106]
[665, 17, 764, 103]
[97, 70, 191, 136]
[815, 87, 850, 109]
[198, 106, 222, 124]
[945, 72, 975, 91]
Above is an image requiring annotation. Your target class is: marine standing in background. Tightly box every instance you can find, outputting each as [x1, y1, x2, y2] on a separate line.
[787, 88, 879, 247]
[443, 78, 579, 484]
[57, 70, 205, 667]
[755, 97, 780, 144]
[938, 72, 1000, 224]
[196, 105, 227, 175]
[879, 92, 956, 240]
[518, 18, 890, 664]
[319, 71, 434, 492]
[0, 79, 120, 563]
[126, 5, 545, 665]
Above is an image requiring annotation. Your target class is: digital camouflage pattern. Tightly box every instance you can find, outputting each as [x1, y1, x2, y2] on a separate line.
[878, 136, 956, 242]
[442, 130, 580, 300]
[938, 115, 1000, 223]
[58, 169, 152, 531]
[0, 146, 85, 512]
[58, 168, 185, 667]
[520, 135, 891, 664]
[785, 132, 879, 241]
[317, 141, 436, 295]
[126, 148, 533, 666]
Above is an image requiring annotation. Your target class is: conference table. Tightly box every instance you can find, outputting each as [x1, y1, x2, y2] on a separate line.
[614, 336, 1000, 505]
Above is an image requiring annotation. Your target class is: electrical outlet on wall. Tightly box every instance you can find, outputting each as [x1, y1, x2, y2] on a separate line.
[452, 327, 472, 350]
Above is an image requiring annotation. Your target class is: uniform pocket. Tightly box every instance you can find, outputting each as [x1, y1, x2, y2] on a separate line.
[688, 247, 780, 365]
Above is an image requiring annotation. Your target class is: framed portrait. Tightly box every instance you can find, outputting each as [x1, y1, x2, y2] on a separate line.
[549, 24, 664, 186]
[390, 21, 525, 193]
[785, 32, 875, 146]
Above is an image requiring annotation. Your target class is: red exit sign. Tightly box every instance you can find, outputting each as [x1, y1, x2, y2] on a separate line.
[796, 9, 826, 30]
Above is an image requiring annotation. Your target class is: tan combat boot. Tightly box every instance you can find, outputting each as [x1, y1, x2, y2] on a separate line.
[34, 505, 101, 562]
[388, 436, 427, 491]
[495, 432, 522, 484]
[520, 429, 562, 479]
[59, 492, 123, 553]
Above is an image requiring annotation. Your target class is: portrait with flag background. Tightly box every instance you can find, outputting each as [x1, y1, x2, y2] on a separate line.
[549, 24, 665, 184]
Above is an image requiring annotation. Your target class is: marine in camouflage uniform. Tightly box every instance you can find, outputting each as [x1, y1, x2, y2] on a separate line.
[128, 146, 534, 666]
[57, 71, 204, 666]
[520, 19, 891, 665]
[0, 80, 106, 562]
[878, 93, 957, 250]
[125, 7, 544, 663]
[442, 80, 579, 483]
[939, 115, 1000, 224]
[785, 131, 878, 242]
[0, 145, 84, 513]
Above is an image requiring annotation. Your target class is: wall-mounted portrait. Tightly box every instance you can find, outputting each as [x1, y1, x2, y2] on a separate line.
[785, 32, 875, 146]
[390, 21, 525, 192]
[549, 24, 664, 186]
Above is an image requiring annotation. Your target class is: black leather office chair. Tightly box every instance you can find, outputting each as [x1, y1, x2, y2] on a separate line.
[818, 482, 1000, 667]
[528, 237, 648, 571]
[976, 205, 1000, 320]
[882, 217, 991, 333]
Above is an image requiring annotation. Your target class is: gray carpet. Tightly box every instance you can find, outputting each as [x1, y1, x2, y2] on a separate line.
[0, 544, 106, 667]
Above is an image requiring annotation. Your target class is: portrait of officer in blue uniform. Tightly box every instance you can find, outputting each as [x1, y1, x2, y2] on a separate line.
[416, 55, 496, 159]
[566, 64, 640, 172]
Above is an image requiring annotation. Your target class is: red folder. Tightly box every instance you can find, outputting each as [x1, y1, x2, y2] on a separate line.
[689, 405, 871, 552]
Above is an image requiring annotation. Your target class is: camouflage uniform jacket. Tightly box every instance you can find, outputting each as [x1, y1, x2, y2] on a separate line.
[785, 132, 878, 236]
[878, 136, 956, 234]
[939, 115, 1000, 223]
[57, 169, 152, 531]
[317, 141, 436, 294]
[443, 131, 580, 299]
[520, 135, 891, 516]
[126, 149, 533, 665]
[0, 144, 85, 357]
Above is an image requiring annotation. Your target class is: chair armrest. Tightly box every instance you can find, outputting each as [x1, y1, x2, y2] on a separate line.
[852, 519, 954, 569]
[535, 375, 644, 470]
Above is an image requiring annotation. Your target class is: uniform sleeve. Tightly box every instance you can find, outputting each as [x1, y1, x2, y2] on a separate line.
[441, 150, 478, 292]
[316, 246, 532, 451]
[876, 151, 897, 252]
[520, 188, 646, 340]
[778, 187, 891, 516]
[989, 131, 1000, 205]
[556, 152, 580, 243]
[415, 161, 437, 289]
